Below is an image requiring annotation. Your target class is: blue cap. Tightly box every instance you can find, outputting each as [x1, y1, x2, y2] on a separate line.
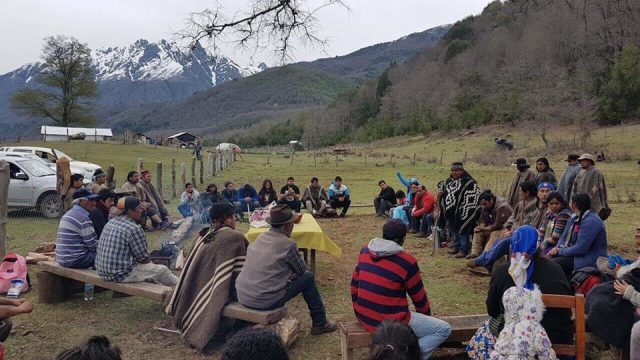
[537, 182, 556, 191]
[72, 188, 99, 200]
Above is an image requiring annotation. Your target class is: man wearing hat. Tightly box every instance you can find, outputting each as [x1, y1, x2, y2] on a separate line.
[89, 189, 117, 238]
[55, 188, 99, 268]
[351, 219, 452, 359]
[507, 158, 536, 208]
[558, 154, 581, 202]
[88, 169, 107, 194]
[571, 153, 610, 220]
[96, 196, 178, 286]
[235, 204, 337, 335]
[166, 202, 249, 351]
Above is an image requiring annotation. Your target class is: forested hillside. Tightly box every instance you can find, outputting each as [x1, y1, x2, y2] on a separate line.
[234, 0, 640, 147]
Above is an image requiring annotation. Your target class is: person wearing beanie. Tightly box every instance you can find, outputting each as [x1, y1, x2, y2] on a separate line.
[96, 196, 178, 286]
[571, 153, 610, 220]
[558, 154, 580, 202]
[165, 202, 249, 351]
[88, 169, 107, 194]
[507, 158, 536, 208]
[351, 219, 451, 359]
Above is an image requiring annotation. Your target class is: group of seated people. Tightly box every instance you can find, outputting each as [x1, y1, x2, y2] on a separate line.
[177, 176, 353, 221]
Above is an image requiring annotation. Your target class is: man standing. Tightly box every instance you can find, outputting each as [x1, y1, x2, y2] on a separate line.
[571, 153, 610, 220]
[56, 189, 99, 268]
[374, 180, 396, 217]
[328, 176, 351, 217]
[558, 154, 581, 202]
[351, 220, 451, 358]
[507, 158, 536, 208]
[139, 170, 169, 228]
[440, 162, 481, 258]
[89, 189, 117, 238]
[278, 177, 302, 212]
[302, 177, 330, 217]
[96, 196, 178, 286]
[236, 205, 337, 335]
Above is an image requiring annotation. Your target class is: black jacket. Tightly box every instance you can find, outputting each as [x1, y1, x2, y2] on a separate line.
[378, 187, 396, 204]
[486, 256, 574, 345]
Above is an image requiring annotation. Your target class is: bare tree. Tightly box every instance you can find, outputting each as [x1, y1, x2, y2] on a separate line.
[179, 0, 348, 62]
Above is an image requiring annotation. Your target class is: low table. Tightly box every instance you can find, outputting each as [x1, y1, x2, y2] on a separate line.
[245, 213, 342, 273]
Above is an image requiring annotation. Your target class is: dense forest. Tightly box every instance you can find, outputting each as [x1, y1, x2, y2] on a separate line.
[231, 0, 640, 148]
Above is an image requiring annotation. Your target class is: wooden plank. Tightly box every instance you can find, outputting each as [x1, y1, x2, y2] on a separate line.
[553, 344, 576, 356]
[575, 294, 586, 360]
[541, 294, 576, 308]
[222, 301, 287, 325]
[38, 262, 170, 302]
[27, 252, 54, 264]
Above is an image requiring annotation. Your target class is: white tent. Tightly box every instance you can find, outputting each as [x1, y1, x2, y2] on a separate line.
[216, 143, 241, 153]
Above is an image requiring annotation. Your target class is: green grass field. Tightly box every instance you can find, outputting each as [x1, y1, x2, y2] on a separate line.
[2, 123, 639, 359]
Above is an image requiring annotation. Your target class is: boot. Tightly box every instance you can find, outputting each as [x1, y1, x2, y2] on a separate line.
[465, 259, 477, 268]
[454, 250, 467, 258]
[446, 247, 458, 255]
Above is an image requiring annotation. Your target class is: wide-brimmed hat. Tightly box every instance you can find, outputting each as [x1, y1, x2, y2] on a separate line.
[267, 204, 302, 225]
[577, 153, 596, 163]
[72, 188, 99, 200]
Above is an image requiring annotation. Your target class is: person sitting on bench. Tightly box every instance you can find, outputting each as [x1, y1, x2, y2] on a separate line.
[165, 203, 249, 351]
[56, 188, 99, 269]
[351, 219, 451, 359]
[96, 196, 178, 286]
[235, 204, 337, 335]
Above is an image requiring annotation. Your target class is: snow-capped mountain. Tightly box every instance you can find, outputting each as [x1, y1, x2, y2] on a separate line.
[0, 39, 267, 106]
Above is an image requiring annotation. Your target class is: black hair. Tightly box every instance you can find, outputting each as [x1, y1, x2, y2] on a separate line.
[287, 176, 294, 181]
[546, 191, 567, 208]
[243, 183, 254, 191]
[382, 219, 407, 246]
[519, 181, 538, 198]
[224, 180, 233, 187]
[206, 183, 218, 193]
[395, 190, 406, 199]
[335, 176, 342, 181]
[368, 320, 421, 360]
[55, 336, 122, 360]
[478, 189, 496, 202]
[311, 177, 319, 182]
[536, 157, 554, 173]
[378, 180, 386, 186]
[97, 189, 117, 202]
[209, 202, 235, 225]
[185, 182, 192, 188]
[71, 174, 84, 183]
[221, 328, 288, 360]
[571, 193, 592, 214]
[126, 171, 138, 181]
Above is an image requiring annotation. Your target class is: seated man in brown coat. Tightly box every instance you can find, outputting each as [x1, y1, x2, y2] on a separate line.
[165, 202, 249, 351]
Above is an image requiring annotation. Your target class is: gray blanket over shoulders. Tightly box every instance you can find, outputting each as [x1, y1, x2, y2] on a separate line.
[164, 226, 248, 350]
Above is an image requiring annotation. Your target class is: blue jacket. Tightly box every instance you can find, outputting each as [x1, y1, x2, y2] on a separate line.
[396, 172, 420, 204]
[237, 186, 259, 203]
[328, 183, 350, 200]
[557, 211, 607, 270]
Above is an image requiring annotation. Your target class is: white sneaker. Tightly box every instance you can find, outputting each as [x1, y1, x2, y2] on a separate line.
[427, 234, 434, 241]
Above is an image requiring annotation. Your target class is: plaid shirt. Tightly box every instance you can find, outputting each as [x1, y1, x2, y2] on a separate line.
[96, 215, 149, 282]
[286, 244, 307, 276]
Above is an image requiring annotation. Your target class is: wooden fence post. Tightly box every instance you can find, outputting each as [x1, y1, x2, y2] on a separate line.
[0, 160, 8, 258]
[191, 158, 196, 185]
[314, 151, 317, 167]
[413, 153, 416, 166]
[156, 162, 163, 198]
[106, 165, 116, 190]
[267, 147, 271, 165]
[171, 158, 176, 198]
[180, 163, 186, 188]
[290, 148, 295, 166]
[440, 150, 445, 164]
[199, 159, 204, 184]
[335, 154, 339, 167]
[137, 158, 144, 173]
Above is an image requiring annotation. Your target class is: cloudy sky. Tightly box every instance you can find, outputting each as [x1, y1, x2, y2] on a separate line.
[0, 0, 493, 74]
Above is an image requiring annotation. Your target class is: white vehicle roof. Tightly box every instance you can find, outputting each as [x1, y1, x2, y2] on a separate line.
[0, 146, 73, 160]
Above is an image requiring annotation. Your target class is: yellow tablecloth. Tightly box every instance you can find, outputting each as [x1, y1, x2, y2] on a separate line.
[245, 214, 342, 257]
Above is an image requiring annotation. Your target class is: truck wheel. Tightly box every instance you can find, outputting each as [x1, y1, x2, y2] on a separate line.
[39, 193, 63, 218]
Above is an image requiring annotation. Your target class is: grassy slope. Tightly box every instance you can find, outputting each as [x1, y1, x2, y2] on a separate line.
[2, 123, 639, 359]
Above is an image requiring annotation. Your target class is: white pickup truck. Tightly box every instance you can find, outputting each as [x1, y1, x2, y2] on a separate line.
[1, 154, 62, 218]
[0, 146, 102, 184]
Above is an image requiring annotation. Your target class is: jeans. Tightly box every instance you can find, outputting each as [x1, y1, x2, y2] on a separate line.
[409, 312, 452, 359]
[278, 199, 302, 212]
[420, 213, 434, 235]
[474, 237, 511, 269]
[122, 262, 178, 286]
[264, 271, 328, 327]
[330, 198, 351, 215]
[374, 198, 393, 216]
[411, 215, 422, 232]
[451, 225, 471, 254]
[63, 252, 96, 269]
[177, 203, 192, 217]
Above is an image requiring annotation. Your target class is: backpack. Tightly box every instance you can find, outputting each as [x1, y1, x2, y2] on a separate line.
[0, 252, 29, 294]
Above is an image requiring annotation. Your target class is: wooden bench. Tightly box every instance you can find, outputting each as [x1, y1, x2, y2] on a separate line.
[339, 315, 488, 360]
[36, 261, 287, 325]
[339, 294, 586, 360]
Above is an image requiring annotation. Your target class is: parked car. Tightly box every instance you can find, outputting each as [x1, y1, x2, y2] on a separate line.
[1, 154, 62, 218]
[0, 146, 102, 183]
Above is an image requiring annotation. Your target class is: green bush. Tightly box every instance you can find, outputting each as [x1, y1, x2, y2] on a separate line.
[445, 40, 473, 63]
[599, 45, 640, 125]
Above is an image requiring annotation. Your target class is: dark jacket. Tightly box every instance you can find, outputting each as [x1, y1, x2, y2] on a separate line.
[197, 192, 226, 208]
[221, 189, 238, 203]
[378, 187, 397, 204]
[89, 202, 110, 238]
[479, 197, 513, 231]
[487, 256, 574, 345]
[237, 186, 259, 203]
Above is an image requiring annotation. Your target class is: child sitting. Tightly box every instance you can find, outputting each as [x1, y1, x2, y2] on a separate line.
[490, 285, 556, 360]
[391, 190, 409, 225]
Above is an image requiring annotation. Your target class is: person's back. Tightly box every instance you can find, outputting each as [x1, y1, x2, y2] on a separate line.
[56, 191, 99, 269]
[96, 215, 142, 282]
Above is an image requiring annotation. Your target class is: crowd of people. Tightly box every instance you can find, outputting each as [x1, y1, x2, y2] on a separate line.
[37, 149, 640, 359]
